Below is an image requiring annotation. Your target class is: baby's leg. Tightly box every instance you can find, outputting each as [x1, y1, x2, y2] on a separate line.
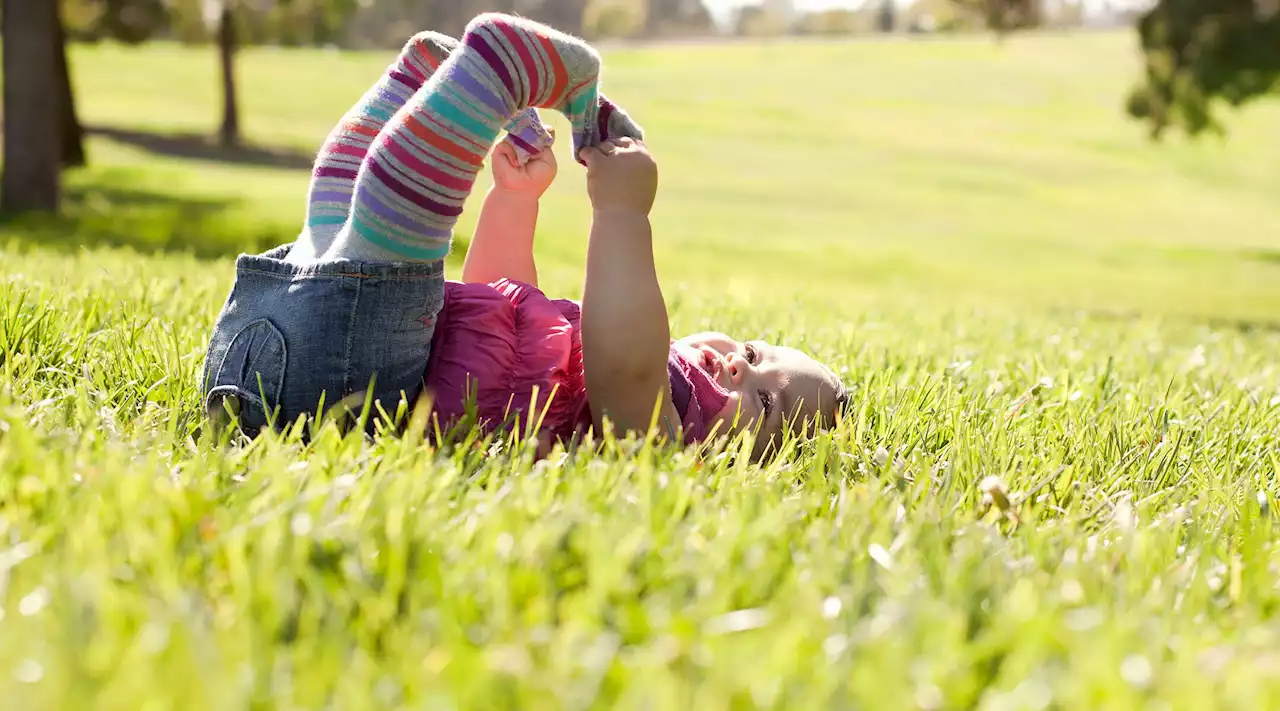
[323, 13, 644, 263]
[298, 31, 553, 261]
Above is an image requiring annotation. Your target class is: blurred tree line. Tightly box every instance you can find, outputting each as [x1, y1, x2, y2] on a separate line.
[55, 0, 717, 48]
[1126, 0, 1279, 138]
[2, 0, 1277, 214]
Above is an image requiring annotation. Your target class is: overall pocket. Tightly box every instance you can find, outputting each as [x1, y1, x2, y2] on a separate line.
[204, 318, 287, 437]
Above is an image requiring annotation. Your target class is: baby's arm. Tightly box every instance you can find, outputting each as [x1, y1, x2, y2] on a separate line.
[463, 186, 540, 286]
[462, 136, 557, 287]
[579, 138, 681, 437]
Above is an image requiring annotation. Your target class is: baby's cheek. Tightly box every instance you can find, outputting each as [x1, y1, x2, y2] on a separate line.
[712, 394, 757, 434]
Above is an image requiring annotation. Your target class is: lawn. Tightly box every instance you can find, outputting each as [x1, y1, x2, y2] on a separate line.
[1, 30, 1279, 709]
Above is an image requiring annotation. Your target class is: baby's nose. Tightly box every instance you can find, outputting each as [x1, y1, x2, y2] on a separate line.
[725, 354, 745, 382]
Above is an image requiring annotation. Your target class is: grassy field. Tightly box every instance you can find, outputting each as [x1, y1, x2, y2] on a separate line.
[1, 30, 1279, 709]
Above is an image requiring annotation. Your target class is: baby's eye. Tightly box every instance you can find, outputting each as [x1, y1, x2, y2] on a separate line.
[745, 344, 759, 365]
[758, 389, 773, 417]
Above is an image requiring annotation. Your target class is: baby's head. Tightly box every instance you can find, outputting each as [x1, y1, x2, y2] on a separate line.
[671, 331, 845, 459]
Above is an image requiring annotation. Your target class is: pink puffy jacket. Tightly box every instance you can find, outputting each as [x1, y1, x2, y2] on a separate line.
[424, 279, 590, 443]
[423, 278, 726, 446]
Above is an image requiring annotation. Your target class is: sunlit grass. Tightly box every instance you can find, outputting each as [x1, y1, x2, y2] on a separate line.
[0, 31, 1278, 709]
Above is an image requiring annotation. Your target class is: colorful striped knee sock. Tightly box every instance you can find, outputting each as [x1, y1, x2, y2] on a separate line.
[297, 31, 552, 261]
[324, 13, 644, 263]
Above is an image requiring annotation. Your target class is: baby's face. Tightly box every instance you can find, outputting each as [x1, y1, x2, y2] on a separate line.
[672, 331, 842, 457]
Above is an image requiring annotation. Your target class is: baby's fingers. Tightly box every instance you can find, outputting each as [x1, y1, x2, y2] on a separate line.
[492, 140, 519, 167]
[578, 143, 612, 168]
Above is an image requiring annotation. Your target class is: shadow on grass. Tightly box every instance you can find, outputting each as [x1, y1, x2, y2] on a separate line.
[0, 170, 296, 260]
[0, 167, 474, 264]
[87, 125, 315, 171]
[1242, 247, 1280, 266]
[1077, 307, 1280, 335]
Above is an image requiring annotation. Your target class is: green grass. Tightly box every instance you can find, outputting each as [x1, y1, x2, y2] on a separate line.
[1, 31, 1279, 709]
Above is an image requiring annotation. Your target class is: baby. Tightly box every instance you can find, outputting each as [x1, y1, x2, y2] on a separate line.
[202, 13, 844, 459]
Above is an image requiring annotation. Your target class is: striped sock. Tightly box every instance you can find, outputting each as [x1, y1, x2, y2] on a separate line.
[297, 31, 552, 261]
[324, 13, 644, 263]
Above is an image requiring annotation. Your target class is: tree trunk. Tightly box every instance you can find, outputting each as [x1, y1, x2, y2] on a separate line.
[218, 2, 241, 147]
[2, 0, 63, 213]
[990, 2, 1008, 43]
[56, 4, 86, 168]
[877, 0, 896, 32]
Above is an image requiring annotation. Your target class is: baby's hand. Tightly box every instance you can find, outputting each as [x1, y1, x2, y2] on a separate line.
[491, 126, 558, 199]
[578, 138, 657, 216]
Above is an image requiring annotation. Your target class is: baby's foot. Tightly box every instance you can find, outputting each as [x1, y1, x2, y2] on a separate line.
[503, 110, 555, 165]
[462, 13, 604, 154]
[598, 96, 644, 143]
[412, 29, 552, 166]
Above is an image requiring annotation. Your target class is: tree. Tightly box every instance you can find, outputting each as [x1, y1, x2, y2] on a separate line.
[217, 1, 241, 146]
[95, 0, 168, 41]
[1126, 0, 1280, 138]
[644, 0, 714, 36]
[584, 0, 645, 38]
[948, 0, 1041, 37]
[733, 3, 790, 35]
[520, 0, 590, 36]
[62, 0, 362, 147]
[56, 4, 87, 168]
[877, 0, 896, 31]
[3, 0, 64, 213]
[62, 0, 173, 153]
[794, 9, 861, 34]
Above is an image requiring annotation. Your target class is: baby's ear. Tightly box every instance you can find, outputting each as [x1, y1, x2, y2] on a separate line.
[833, 383, 853, 427]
